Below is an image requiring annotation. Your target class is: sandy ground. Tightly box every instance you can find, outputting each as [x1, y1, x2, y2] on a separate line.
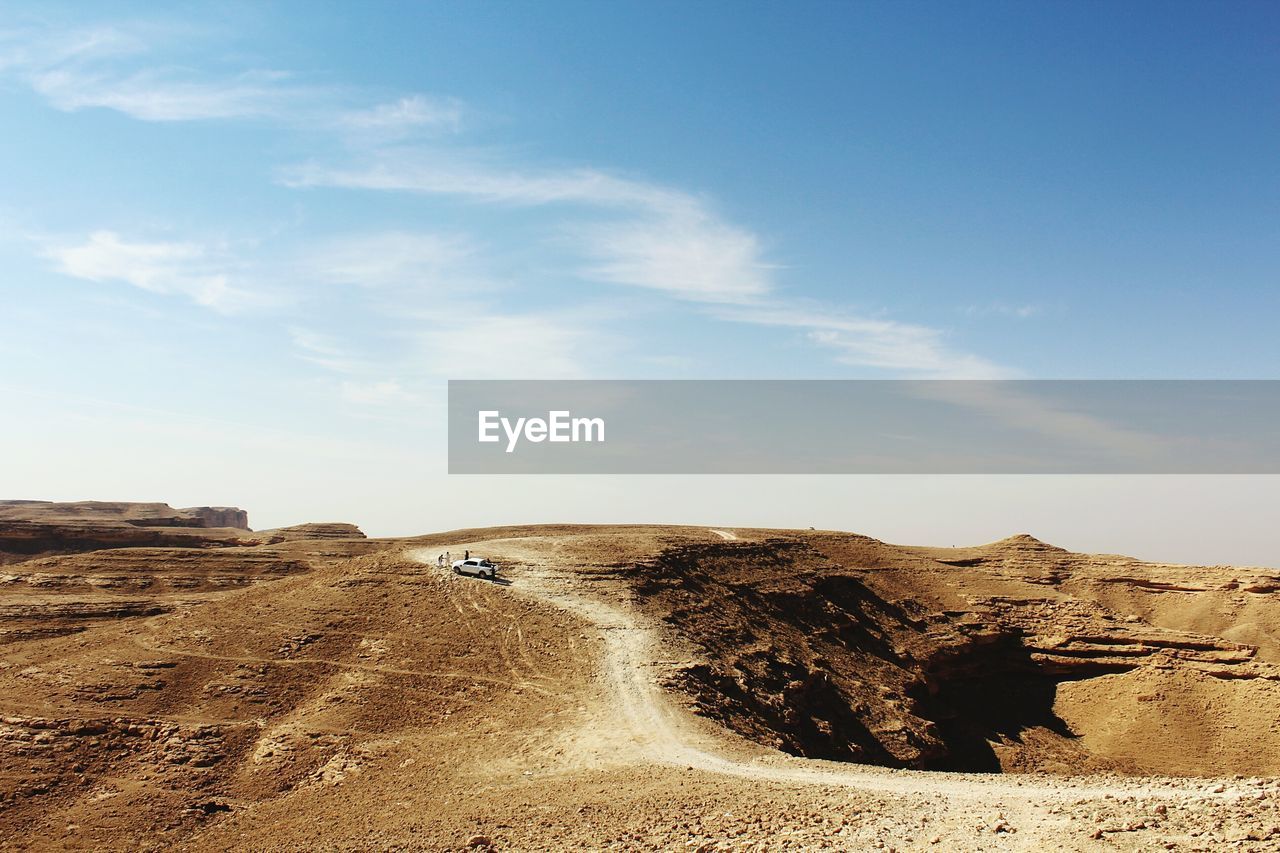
[2, 520, 1280, 850]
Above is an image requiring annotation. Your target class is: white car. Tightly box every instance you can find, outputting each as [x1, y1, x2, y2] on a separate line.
[452, 557, 497, 580]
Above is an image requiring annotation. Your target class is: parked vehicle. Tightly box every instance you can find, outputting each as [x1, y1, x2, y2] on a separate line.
[452, 557, 497, 580]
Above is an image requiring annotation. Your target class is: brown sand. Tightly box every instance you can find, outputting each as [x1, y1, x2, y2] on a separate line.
[2, 509, 1280, 850]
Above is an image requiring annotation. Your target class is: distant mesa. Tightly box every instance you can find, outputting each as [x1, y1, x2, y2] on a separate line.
[0, 501, 249, 530]
[259, 523, 367, 541]
[0, 501, 362, 562]
[180, 506, 250, 530]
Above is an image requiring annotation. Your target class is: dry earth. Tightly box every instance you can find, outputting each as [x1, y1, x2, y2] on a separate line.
[2, 502, 1280, 850]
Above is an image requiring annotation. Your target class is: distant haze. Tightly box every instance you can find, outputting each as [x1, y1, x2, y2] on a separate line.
[2, 4, 1277, 568]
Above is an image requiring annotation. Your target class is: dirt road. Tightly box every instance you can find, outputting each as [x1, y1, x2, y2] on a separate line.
[408, 539, 1256, 814]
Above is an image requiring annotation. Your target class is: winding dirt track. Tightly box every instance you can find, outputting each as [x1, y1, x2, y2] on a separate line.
[409, 537, 1244, 812]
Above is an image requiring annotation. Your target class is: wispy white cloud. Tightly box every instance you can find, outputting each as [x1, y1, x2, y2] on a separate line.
[284, 221, 611, 395]
[44, 230, 264, 312]
[2, 23, 454, 128]
[340, 378, 417, 405]
[283, 153, 699, 212]
[578, 215, 771, 304]
[909, 382, 1172, 461]
[287, 326, 367, 374]
[30, 66, 313, 122]
[339, 95, 463, 136]
[0, 23, 149, 72]
[286, 149, 1012, 375]
[413, 310, 604, 380]
[284, 153, 772, 304]
[962, 302, 1043, 319]
[718, 303, 1014, 378]
[1, 23, 313, 121]
[309, 231, 482, 291]
[287, 308, 604, 408]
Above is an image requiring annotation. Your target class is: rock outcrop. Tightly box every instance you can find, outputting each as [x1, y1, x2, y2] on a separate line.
[0, 501, 249, 529]
[624, 529, 1280, 774]
[0, 501, 257, 561]
[176, 507, 250, 530]
[258, 523, 367, 541]
[0, 501, 375, 573]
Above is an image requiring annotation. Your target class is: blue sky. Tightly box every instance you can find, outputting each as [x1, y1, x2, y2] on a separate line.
[3, 1, 1279, 560]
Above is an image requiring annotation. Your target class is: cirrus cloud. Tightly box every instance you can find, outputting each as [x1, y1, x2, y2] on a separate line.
[44, 230, 263, 312]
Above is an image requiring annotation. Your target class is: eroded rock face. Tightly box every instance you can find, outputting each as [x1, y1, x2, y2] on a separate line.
[630, 540, 968, 767]
[0, 503, 372, 562]
[624, 530, 1280, 775]
[0, 501, 256, 561]
[628, 539, 1086, 771]
[0, 501, 249, 529]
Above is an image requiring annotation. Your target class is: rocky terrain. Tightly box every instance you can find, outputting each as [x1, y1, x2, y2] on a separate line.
[628, 531, 1280, 778]
[0, 505, 1278, 850]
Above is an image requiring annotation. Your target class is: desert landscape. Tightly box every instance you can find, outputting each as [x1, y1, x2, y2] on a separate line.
[2, 500, 1280, 851]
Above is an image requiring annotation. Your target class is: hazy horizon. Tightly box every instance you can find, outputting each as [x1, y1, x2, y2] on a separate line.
[4, 2, 1278, 568]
